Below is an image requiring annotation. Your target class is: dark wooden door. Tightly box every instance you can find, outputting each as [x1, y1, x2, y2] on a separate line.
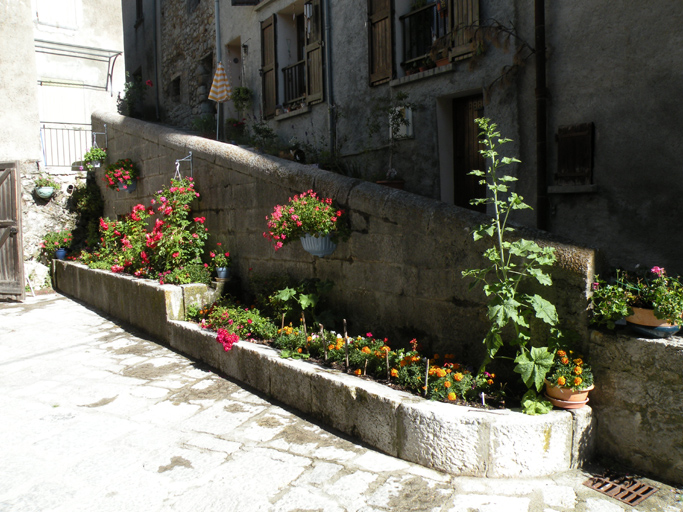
[0, 163, 25, 301]
[453, 95, 486, 212]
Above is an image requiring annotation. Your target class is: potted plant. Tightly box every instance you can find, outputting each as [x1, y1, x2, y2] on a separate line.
[263, 190, 348, 257]
[82, 147, 107, 170]
[232, 87, 253, 117]
[544, 349, 594, 409]
[39, 229, 73, 261]
[103, 158, 140, 192]
[591, 266, 683, 337]
[209, 243, 232, 279]
[225, 117, 247, 143]
[34, 174, 60, 199]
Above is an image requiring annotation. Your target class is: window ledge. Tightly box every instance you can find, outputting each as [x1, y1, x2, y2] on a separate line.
[255, 0, 277, 11]
[273, 105, 310, 121]
[548, 184, 599, 194]
[390, 63, 454, 87]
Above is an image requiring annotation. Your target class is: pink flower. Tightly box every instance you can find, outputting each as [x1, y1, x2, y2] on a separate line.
[146, 79, 153, 87]
[651, 266, 664, 277]
[592, 282, 599, 290]
[366, 332, 373, 337]
[247, 319, 252, 324]
[172, 252, 180, 258]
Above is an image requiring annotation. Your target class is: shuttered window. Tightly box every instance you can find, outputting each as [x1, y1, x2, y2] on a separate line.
[448, 0, 479, 60]
[261, 15, 277, 118]
[368, 0, 393, 86]
[556, 123, 594, 185]
[305, 0, 324, 104]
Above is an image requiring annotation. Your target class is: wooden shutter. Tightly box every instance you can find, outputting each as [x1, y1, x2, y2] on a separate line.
[556, 123, 594, 185]
[449, 0, 478, 60]
[368, 0, 393, 86]
[305, 0, 324, 104]
[0, 163, 24, 301]
[261, 15, 277, 118]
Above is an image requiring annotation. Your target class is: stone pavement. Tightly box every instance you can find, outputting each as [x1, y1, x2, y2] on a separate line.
[1, 293, 681, 512]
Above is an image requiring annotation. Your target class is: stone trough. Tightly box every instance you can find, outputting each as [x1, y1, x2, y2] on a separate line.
[53, 260, 595, 478]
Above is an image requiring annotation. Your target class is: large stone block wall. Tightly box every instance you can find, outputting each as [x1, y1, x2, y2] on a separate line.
[93, 110, 595, 362]
[590, 330, 683, 484]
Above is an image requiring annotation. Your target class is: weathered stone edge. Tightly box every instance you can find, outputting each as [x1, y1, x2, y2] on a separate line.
[53, 260, 595, 477]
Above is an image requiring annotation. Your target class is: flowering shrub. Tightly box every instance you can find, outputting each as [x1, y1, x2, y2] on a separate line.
[545, 349, 594, 391]
[263, 190, 348, 250]
[35, 174, 60, 189]
[591, 266, 683, 328]
[103, 158, 139, 191]
[86, 177, 209, 282]
[39, 230, 73, 261]
[209, 243, 231, 268]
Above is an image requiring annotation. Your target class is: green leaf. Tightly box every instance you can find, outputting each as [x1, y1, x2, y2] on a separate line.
[297, 293, 318, 310]
[274, 287, 297, 302]
[520, 390, 553, 415]
[528, 294, 558, 325]
[514, 346, 555, 391]
[484, 330, 504, 359]
[528, 267, 553, 286]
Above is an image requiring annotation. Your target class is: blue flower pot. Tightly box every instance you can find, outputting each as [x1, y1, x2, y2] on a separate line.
[35, 187, 55, 199]
[55, 248, 67, 260]
[216, 267, 230, 279]
[300, 233, 337, 257]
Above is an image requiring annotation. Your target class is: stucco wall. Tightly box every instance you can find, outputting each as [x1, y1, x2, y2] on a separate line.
[93, 111, 595, 363]
[0, 0, 41, 162]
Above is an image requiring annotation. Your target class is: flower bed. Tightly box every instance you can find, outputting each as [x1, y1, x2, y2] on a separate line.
[53, 259, 595, 478]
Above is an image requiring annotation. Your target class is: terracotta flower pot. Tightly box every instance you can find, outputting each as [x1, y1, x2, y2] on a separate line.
[625, 306, 680, 337]
[544, 379, 593, 409]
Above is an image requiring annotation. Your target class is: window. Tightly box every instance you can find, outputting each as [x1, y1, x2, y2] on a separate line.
[261, 0, 324, 118]
[368, 0, 393, 86]
[556, 123, 594, 186]
[136, 0, 144, 24]
[170, 77, 181, 103]
[399, 0, 478, 74]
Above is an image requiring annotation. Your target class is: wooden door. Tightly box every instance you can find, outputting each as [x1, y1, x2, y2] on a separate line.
[0, 163, 25, 301]
[453, 95, 486, 212]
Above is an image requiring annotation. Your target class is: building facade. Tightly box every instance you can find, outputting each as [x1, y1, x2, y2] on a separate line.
[122, 0, 683, 274]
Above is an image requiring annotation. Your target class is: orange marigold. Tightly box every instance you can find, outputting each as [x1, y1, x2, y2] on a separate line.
[557, 376, 566, 386]
[328, 344, 335, 351]
[487, 379, 493, 385]
[447, 392, 457, 401]
[354, 369, 362, 376]
[436, 368, 447, 378]
[573, 366, 583, 375]
[574, 376, 583, 386]
[361, 346, 371, 354]
[557, 350, 566, 357]
[297, 348, 302, 353]
[444, 380, 452, 388]
[561, 357, 569, 365]
[573, 358, 583, 365]
[390, 368, 398, 377]
[453, 372, 463, 382]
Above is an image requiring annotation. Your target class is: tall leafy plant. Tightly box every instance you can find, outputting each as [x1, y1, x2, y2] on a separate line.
[462, 118, 558, 411]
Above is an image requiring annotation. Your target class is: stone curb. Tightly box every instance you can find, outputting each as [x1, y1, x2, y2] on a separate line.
[53, 260, 595, 477]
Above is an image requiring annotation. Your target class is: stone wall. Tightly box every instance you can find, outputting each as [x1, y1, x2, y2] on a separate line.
[590, 330, 683, 484]
[159, 0, 215, 128]
[93, 110, 595, 362]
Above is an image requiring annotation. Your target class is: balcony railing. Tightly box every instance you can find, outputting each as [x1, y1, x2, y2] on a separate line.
[400, 2, 449, 66]
[282, 60, 306, 106]
[40, 122, 92, 168]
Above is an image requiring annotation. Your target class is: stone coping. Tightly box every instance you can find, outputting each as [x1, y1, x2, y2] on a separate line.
[53, 260, 595, 477]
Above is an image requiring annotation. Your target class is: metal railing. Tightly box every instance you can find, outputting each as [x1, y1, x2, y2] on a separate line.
[40, 122, 92, 168]
[400, 2, 449, 65]
[282, 60, 306, 106]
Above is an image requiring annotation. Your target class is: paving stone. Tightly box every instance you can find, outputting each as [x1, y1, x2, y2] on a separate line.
[449, 494, 530, 512]
[541, 485, 577, 508]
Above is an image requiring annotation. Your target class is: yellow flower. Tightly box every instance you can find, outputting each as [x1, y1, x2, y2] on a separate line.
[561, 357, 569, 365]
[557, 376, 566, 386]
[574, 377, 583, 386]
[354, 369, 362, 375]
[447, 392, 457, 401]
[573, 358, 583, 365]
[436, 368, 447, 378]
[557, 350, 566, 357]
[453, 372, 463, 382]
[487, 379, 493, 385]
[381, 346, 391, 353]
[573, 366, 583, 375]
[328, 344, 335, 351]
[444, 380, 452, 388]
[390, 368, 398, 377]
[361, 346, 371, 354]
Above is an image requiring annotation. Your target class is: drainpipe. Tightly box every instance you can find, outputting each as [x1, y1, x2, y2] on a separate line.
[535, 0, 548, 230]
[153, 0, 160, 120]
[215, 0, 223, 140]
[323, 0, 335, 156]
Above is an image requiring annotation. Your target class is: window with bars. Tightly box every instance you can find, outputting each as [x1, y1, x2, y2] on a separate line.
[261, 0, 324, 118]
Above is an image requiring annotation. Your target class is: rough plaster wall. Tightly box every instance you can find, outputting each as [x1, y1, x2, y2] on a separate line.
[160, 0, 215, 128]
[0, 0, 41, 162]
[94, 111, 594, 362]
[518, 1, 683, 275]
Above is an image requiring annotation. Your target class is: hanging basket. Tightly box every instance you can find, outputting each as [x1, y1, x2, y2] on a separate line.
[300, 233, 337, 257]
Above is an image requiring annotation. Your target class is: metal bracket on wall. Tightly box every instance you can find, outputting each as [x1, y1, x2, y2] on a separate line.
[92, 124, 108, 149]
[174, 152, 193, 179]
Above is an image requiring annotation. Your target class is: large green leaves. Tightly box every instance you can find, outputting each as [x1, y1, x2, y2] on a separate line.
[514, 347, 555, 391]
